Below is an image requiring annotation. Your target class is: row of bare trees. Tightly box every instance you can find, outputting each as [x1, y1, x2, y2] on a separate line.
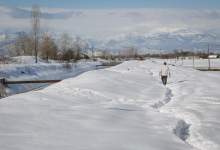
[11, 32, 86, 62]
[118, 47, 139, 59]
[58, 34, 83, 61]
[9, 5, 86, 62]
[10, 5, 42, 62]
[142, 50, 217, 59]
[9, 4, 144, 62]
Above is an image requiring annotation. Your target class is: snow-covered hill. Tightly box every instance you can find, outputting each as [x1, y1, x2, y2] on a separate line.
[0, 59, 220, 150]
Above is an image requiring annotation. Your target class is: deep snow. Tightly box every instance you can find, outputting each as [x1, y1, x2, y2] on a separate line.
[0, 59, 220, 150]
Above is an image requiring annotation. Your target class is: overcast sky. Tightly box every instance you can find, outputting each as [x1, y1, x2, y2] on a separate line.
[0, 0, 220, 51]
[0, 0, 220, 45]
[0, 0, 220, 9]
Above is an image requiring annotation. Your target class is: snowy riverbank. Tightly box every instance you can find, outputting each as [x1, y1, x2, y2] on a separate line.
[0, 56, 102, 96]
[0, 59, 220, 150]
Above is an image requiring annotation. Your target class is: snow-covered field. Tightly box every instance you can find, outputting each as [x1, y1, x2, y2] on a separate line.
[167, 58, 220, 68]
[0, 59, 220, 150]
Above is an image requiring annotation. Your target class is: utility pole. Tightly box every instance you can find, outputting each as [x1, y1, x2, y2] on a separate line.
[159, 48, 162, 59]
[91, 46, 94, 59]
[32, 5, 41, 64]
[193, 53, 195, 68]
[208, 44, 211, 70]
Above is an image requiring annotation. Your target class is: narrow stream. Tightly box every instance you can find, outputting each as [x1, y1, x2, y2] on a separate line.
[1, 65, 108, 99]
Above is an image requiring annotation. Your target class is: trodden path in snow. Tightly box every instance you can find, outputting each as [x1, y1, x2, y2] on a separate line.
[148, 67, 192, 146]
[0, 60, 219, 150]
[145, 59, 220, 150]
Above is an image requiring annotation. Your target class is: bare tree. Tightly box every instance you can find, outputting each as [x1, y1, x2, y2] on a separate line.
[14, 32, 33, 56]
[40, 33, 58, 62]
[120, 46, 138, 59]
[100, 50, 111, 60]
[59, 33, 73, 52]
[31, 5, 41, 63]
[73, 37, 82, 61]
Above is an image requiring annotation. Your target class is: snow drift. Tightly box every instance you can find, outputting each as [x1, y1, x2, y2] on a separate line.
[0, 59, 220, 150]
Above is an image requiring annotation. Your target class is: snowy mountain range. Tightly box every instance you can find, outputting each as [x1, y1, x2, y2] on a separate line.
[0, 5, 220, 53]
[96, 29, 220, 52]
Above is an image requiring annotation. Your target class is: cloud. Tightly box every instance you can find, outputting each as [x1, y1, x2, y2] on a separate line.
[0, 6, 220, 41]
[0, 6, 83, 20]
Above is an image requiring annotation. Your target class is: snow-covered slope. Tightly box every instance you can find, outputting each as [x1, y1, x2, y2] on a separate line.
[0, 60, 220, 150]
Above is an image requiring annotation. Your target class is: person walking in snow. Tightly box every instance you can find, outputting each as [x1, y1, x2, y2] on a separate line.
[159, 62, 170, 85]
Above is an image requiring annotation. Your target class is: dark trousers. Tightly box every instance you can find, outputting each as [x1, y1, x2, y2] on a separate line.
[161, 76, 168, 85]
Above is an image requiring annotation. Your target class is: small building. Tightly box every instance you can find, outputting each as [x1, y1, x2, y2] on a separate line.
[84, 50, 104, 58]
[93, 50, 105, 57]
[208, 55, 218, 59]
[0, 34, 6, 41]
[178, 56, 200, 60]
